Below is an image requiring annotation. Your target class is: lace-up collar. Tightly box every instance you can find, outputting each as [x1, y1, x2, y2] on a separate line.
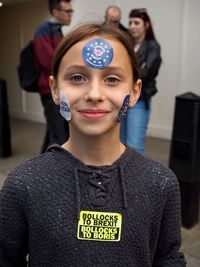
[47, 145, 134, 220]
[74, 164, 128, 219]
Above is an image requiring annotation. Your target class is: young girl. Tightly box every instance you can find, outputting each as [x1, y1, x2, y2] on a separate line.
[0, 23, 185, 266]
[120, 8, 162, 154]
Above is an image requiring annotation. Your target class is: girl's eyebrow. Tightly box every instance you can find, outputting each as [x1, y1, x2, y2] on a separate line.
[64, 65, 89, 72]
[104, 66, 126, 75]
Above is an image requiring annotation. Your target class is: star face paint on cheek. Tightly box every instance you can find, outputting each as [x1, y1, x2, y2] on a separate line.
[82, 38, 113, 69]
[60, 92, 71, 121]
[117, 95, 130, 122]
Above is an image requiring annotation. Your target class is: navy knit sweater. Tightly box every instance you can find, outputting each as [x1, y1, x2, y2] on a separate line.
[0, 145, 186, 266]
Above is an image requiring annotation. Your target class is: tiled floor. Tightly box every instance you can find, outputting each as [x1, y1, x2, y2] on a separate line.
[0, 118, 199, 266]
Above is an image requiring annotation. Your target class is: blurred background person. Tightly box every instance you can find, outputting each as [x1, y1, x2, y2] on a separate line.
[120, 8, 161, 153]
[33, 0, 74, 153]
[104, 5, 128, 32]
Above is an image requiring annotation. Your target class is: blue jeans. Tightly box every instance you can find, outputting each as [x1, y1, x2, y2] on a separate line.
[120, 100, 151, 154]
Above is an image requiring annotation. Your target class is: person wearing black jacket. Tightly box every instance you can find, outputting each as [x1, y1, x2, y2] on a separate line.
[120, 8, 161, 153]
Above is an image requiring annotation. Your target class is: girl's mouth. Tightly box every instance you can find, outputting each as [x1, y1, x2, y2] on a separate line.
[79, 109, 110, 120]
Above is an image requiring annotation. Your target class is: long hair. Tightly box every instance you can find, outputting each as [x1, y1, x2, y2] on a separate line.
[129, 8, 156, 41]
[52, 22, 139, 82]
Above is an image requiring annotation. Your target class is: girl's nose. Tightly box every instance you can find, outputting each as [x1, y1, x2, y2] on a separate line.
[84, 81, 105, 102]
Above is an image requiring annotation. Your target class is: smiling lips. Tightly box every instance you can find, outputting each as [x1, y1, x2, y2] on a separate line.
[79, 109, 110, 120]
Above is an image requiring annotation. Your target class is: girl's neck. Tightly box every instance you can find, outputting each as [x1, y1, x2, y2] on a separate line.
[134, 34, 145, 45]
[62, 128, 125, 166]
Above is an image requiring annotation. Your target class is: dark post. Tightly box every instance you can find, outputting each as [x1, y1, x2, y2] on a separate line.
[169, 92, 200, 228]
[0, 79, 12, 157]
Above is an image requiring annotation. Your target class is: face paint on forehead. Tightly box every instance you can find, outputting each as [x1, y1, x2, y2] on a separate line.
[117, 95, 130, 122]
[82, 38, 113, 69]
[60, 91, 71, 121]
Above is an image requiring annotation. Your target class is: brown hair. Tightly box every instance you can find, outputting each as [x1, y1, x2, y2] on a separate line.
[52, 22, 139, 82]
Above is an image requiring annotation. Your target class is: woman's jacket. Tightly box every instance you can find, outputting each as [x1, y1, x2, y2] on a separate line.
[136, 39, 161, 108]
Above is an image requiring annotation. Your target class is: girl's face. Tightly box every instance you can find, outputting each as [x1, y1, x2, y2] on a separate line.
[129, 17, 147, 40]
[50, 35, 141, 138]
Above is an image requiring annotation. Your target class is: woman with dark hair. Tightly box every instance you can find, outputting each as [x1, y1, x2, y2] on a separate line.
[120, 8, 162, 153]
[0, 22, 185, 266]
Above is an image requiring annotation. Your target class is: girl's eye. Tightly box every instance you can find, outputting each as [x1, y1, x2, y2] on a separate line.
[70, 74, 86, 82]
[105, 76, 120, 85]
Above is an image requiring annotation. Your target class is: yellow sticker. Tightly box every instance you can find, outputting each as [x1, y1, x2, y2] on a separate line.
[77, 211, 122, 242]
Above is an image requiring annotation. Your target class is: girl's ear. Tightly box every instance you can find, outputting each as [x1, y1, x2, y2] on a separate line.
[49, 75, 60, 105]
[52, 9, 59, 18]
[129, 79, 142, 107]
[145, 22, 150, 31]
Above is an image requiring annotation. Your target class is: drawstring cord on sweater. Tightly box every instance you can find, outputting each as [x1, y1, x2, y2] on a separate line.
[74, 167, 81, 220]
[119, 166, 128, 209]
[74, 165, 127, 220]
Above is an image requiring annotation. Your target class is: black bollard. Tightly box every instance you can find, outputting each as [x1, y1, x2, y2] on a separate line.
[0, 79, 12, 157]
[169, 92, 200, 228]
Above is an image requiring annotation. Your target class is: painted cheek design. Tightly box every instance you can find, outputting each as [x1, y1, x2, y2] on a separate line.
[117, 95, 130, 122]
[82, 38, 113, 69]
[60, 91, 71, 121]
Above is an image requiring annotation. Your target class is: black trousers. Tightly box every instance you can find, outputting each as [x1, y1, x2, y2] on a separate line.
[40, 93, 69, 153]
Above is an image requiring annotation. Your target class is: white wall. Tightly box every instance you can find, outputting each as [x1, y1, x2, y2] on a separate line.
[0, 0, 49, 122]
[179, 0, 200, 96]
[0, 0, 199, 139]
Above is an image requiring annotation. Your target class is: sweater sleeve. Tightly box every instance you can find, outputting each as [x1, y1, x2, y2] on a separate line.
[0, 173, 28, 266]
[138, 41, 161, 83]
[153, 177, 186, 267]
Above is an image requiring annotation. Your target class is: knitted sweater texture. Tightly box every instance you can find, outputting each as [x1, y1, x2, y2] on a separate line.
[0, 146, 186, 266]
